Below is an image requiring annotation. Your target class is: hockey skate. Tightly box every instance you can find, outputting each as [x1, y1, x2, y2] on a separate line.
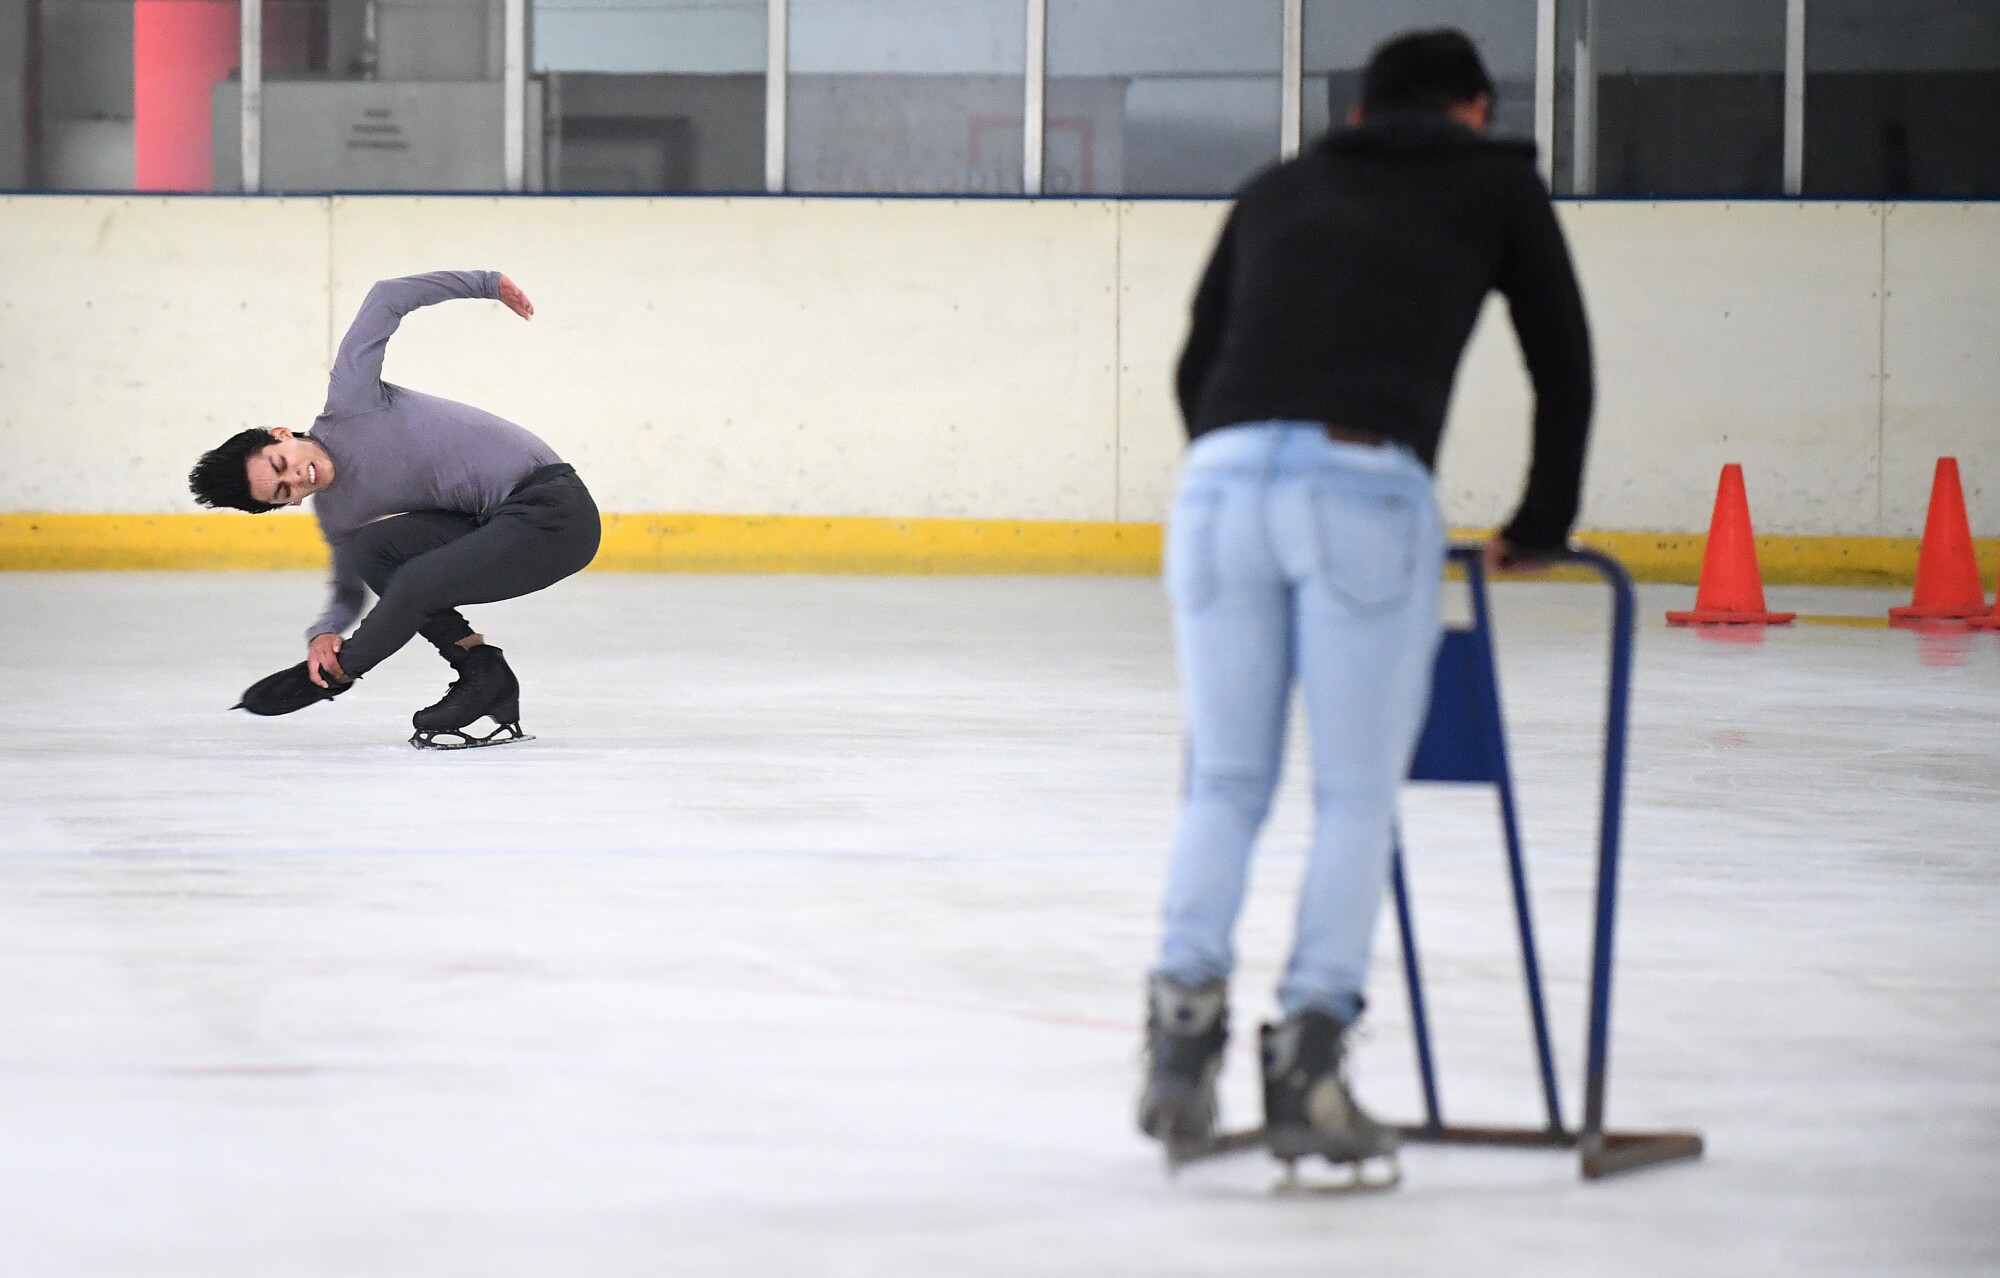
[1258, 1010, 1402, 1193]
[410, 645, 533, 750]
[1164, 1010, 1401, 1194]
[1139, 976, 1229, 1163]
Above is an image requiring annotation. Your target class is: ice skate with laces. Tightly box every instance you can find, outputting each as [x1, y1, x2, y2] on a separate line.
[410, 644, 533, 750]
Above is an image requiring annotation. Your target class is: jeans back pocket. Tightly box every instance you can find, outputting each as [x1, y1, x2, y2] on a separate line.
[1166, 486, 1225, 612]
[1308, 484, 1420, 616]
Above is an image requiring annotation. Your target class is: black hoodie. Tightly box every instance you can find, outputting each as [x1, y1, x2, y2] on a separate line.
[1175, 112, 1593, 553]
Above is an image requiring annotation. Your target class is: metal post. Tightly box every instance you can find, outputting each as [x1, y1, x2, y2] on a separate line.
[360, 0, 379, 79]
[239, 0, 261, 192]
[1534, 0, 1556, 184]
[1784, 0, 1805, 194]
[1280, 0, 1302, 159]
[547, 72, 562, 191]
[1023, 0, 1046, 195]
[1390, 846, 1444, 1129]
[502, 0, 526, 191]
[1577, 550, 1635, 1144]
[765, 0, 789, 193]
[1570, 0, 1596, 194]
[1466, 550, 1567, 1134]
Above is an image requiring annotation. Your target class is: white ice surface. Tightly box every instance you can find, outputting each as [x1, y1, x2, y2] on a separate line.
[1, 573, 1996, 1277]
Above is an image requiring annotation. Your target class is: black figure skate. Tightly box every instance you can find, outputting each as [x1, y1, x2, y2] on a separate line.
[235, 661, 353, 716]
[410, 645, 533, 750]
[1139, 976, 1229, 1161]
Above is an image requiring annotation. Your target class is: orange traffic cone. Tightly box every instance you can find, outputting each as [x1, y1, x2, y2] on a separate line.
[1968, 570, 2000, 631]
[1667, 465, 1796, 625]
[1889, 458, 1988, 624]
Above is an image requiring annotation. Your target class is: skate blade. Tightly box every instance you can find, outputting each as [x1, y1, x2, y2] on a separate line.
[1164, 1127, 1270, 1172]
[410, 722, 535, 751]
[1272, 1153, 1403, 1197]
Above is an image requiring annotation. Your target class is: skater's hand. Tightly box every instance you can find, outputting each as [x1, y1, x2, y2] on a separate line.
[1481, 535, 1553, 578]
[497, 275, 534, 320]
[307, 633, 346, 687]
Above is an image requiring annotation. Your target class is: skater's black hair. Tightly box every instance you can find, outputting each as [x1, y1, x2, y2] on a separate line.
[188, 428, 284, 513]
[1360, 29, 1495, 116]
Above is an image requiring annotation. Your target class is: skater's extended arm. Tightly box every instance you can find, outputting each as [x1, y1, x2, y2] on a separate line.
[323, 271, 535, 417]
[1492, 168, 1593, 557]
[304, 544, 367, 683]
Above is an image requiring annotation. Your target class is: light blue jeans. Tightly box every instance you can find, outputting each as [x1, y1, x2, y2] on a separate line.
[1156, 422, 1446, 1023]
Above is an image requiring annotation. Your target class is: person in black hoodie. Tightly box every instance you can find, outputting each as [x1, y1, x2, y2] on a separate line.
[1139, 30, 1593, 1171]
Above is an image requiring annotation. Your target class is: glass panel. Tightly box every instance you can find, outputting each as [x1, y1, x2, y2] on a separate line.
[23, 0, 326, 193]
[30, 0, 134, 190]
[1302, 2, 1539, 146]
[536, 0, 766, 193]
[1805, 0, 2000, 197]
[204, 0, 523, 192]
[0, 0, 35, 188]
[1564, 0, 1786, 197]
[1046, 0, 1281, 196]
[788, 0, 1025, 195]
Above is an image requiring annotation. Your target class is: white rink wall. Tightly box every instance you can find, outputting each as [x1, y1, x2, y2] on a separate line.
[0, 195, 1994, 536]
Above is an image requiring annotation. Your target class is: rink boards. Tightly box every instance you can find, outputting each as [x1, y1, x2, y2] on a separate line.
[0, 195, 1994, 574]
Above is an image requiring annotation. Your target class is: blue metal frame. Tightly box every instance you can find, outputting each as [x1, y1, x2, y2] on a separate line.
[1390, 545, 1701, 1180]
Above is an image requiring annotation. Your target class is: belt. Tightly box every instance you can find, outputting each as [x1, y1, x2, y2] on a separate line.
[1324, 425, 1387, 447]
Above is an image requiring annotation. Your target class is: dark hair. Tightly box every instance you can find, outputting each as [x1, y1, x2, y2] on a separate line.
[189, 428, 284, 513]
[1361, 29, 1495, 116]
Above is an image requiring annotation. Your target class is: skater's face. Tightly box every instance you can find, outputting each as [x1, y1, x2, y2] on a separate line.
[246, 430, 334, 507]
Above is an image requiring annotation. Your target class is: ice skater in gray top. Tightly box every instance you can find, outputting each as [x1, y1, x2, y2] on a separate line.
[189, 270, 602, 748]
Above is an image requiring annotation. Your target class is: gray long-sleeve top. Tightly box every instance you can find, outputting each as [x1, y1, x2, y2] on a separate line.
[304, 271, 561, 641]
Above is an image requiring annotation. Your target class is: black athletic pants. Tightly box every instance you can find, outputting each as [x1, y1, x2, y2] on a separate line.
[337, 464, 601, 678]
